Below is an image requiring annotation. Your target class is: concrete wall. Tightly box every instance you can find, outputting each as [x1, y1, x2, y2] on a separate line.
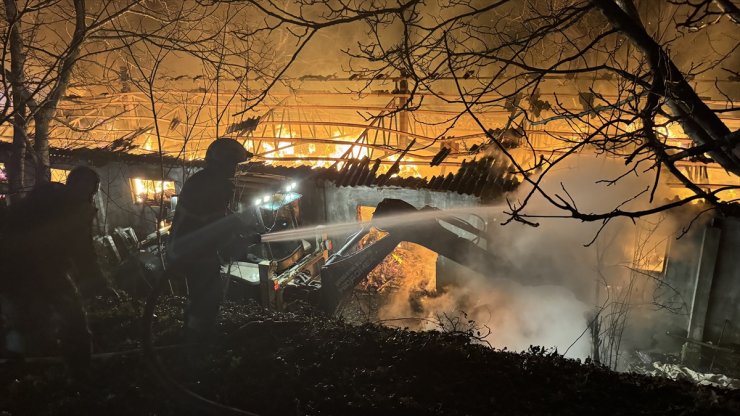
[660, 214, 740, 366]
[647, 222, 704, 352]
[703, 217, 740, 346]
[317, 182, 481, 224]
[313, 182, 489, 289]
[0, 150, 192, 240]
[314, 182, 483, 242]
[51, 160, 193, 237]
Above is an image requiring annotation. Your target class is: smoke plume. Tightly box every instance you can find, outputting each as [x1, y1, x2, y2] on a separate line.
[374, 155, 685, 362]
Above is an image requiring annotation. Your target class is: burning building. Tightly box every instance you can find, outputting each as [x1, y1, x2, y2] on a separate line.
[0, 0, 739, 387]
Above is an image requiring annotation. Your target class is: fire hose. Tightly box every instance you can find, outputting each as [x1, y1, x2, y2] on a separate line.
[142, 272, 260, 416]
[141, 208, 268, 414]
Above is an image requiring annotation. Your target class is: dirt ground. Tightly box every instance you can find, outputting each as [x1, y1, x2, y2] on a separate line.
[1, 295, 739, 416]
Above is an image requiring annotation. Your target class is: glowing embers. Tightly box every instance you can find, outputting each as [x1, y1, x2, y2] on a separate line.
[387, 153, 422, 178]
[130, 178, 176, 205]
[361, 241, 437, 295]
[354, 227, 389, 252]
[355, 204, 438, 294]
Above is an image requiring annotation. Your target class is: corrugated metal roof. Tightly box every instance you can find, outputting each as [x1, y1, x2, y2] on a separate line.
[2, 143, 519, 200]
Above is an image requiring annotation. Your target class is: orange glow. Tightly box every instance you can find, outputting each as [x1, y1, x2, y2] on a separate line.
[251, 126, 427, 177]
[131, 178, 176, 205]
[361, 241, 437, 293]
[51, 168, 69, 183]
[355, 205, 438, 293]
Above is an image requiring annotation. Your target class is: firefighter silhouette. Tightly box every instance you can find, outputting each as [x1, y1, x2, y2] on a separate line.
[0, 166, 109, 374]
[168, 138, 257, 341]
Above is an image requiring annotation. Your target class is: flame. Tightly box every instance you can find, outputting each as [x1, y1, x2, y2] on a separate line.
[386, 154, 422, 177]
[261, 142, 274, 162]
[361, 241, 437, 293]
[253, 128, 424, 178]
[279, 141, 295, 155]
[275, 124, 295, 139]
[261, 138, 297, 165]
[131, 178, 176, 204]
[355, 206, 437, 294]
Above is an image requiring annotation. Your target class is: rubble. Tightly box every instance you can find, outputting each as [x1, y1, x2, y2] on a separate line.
[652, 362, 740, 389]
[2, 295, 739, 415]
[631, 361, 740, 390]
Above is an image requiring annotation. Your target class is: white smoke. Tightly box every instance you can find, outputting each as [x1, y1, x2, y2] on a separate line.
[374, 155, 684, 361]
[416, 278, 594, 358]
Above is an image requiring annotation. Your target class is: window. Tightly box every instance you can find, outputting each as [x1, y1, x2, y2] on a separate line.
[632, 219, 670, 274]
[130, 178, 176, 205]
[51, 168, 70, 183]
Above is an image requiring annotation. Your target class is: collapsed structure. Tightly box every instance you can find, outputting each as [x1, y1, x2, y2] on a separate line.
[0, 74, 738, 377]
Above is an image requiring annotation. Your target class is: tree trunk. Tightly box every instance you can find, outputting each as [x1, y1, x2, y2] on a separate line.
[8, 105, 27, 201]
[32, 0, 87, 184]
[715, 0, 740, 24]
[4, 0, 28, 201]
[33, 108, 52, 183]
[592, 0, 740, 177]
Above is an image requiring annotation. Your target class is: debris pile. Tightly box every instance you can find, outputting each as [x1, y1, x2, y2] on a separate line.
[631, 360, 740, 390]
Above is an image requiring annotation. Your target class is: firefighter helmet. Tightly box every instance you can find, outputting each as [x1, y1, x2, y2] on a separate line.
[205, 138, 252, 166]
[66, 166, 100, 201]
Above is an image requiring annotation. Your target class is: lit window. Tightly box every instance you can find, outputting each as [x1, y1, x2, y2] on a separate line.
[51, 168, 70, 183]
[130, 178, 176, 205]
[636, 239, 669, 274]
[633, 219, 670, 274]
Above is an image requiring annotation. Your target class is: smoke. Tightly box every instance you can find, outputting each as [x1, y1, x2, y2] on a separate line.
[379, 276, 594, 358]
[372, 155, 686, 362]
